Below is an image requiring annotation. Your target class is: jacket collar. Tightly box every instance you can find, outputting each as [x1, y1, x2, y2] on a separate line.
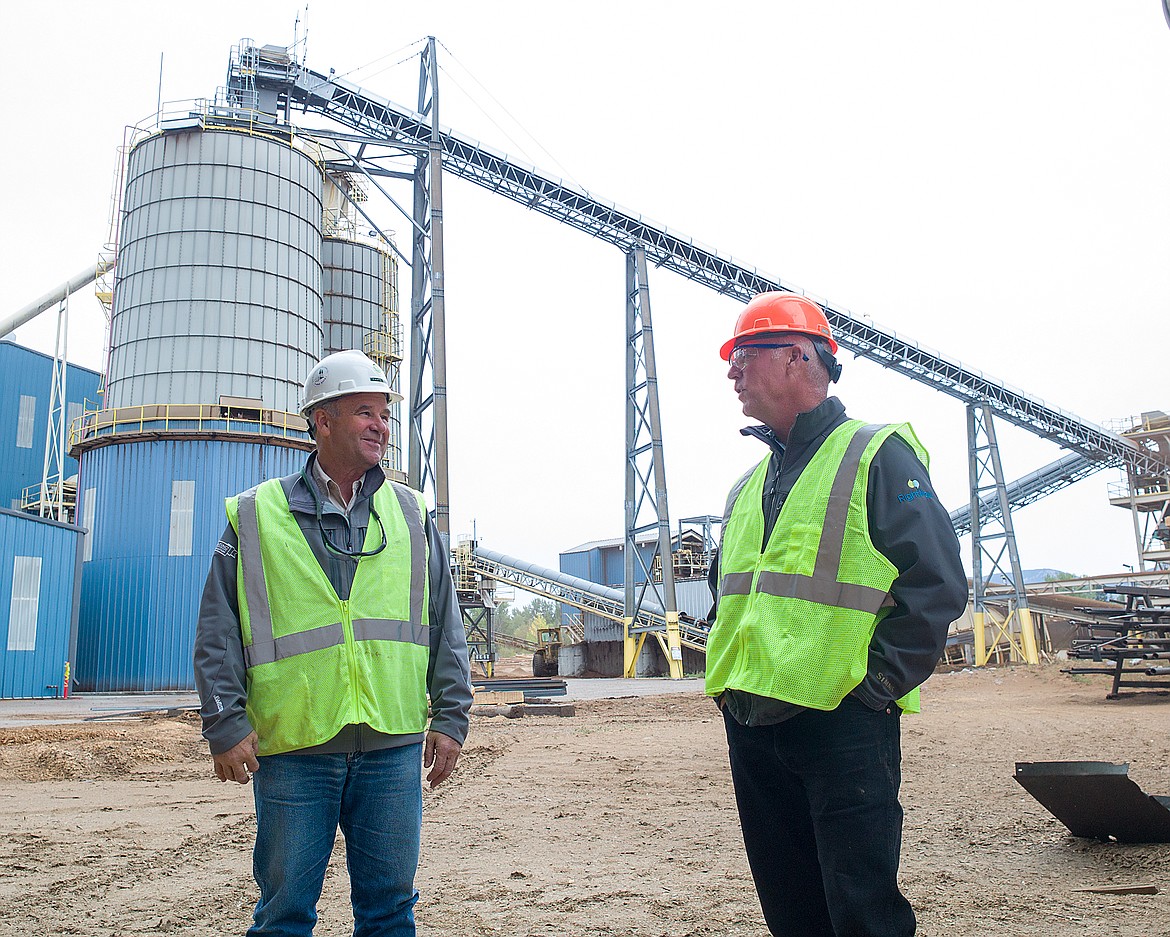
[288, 452, 387, 516]
[739, 396, 847, 461]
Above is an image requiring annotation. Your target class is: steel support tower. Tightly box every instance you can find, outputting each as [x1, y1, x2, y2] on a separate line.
[968, 402, 1039, 665]
[36, 295, 70, 521]
[623, 248, 683, 678]
[408, 37, 451, 547]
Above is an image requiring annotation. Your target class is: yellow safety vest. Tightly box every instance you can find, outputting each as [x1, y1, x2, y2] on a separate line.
[226, 478, 430, 755]
[706, 420, 928, 713]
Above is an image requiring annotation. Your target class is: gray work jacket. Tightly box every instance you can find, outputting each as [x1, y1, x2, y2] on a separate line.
[194, 453, 473, 756]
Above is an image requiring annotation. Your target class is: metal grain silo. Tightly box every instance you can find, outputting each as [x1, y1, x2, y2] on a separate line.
[72, 120, 324, 692]
[106, 127, 324, 412]
[322, 235, 403, 473]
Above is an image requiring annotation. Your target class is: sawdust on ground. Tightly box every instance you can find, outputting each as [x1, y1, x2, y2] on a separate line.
[0, 660, 1167, 936]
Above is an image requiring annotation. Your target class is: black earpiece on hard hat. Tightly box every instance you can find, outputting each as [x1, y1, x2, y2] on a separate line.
[812, 339, 843, 383]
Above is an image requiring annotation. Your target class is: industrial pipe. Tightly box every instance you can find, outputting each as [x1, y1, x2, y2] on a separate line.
[472, 545, 668, 616]
[1, 261, 113, 339]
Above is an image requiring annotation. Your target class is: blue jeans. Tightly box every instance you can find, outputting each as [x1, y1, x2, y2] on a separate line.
[723, 697, 914, 937]
[248, 744, 423, 937]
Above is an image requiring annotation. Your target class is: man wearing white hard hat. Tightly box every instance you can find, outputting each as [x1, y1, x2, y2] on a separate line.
[194, 349, 472, 936]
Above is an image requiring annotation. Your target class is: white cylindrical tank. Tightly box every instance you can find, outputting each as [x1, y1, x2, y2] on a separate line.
[106, 128, 324, 413]
[322, 236, 403, 471]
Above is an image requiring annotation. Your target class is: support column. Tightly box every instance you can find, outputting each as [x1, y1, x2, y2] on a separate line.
[408, 36, 450, 548]
[38, 295, 70, 522]
[968, 401, 1039, 665]
[623, 247, 682, 679]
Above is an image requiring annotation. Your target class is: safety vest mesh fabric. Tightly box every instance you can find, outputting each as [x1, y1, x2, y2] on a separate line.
[226, 478, 431, 755]
[706, 420, 929, 714]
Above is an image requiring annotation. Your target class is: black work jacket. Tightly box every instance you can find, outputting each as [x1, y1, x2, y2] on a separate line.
[709, 397, 968, 724]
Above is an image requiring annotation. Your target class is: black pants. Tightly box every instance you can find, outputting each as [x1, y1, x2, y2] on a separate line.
[723, 697, 915, 937]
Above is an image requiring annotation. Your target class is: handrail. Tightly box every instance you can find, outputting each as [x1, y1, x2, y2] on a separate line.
[70, 402, 311, 452]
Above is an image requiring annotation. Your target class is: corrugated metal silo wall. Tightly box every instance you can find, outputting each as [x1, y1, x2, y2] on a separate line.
[321, 238, 387, 355]
[581, 611, 624, 643]
[74, 439, 306, 691]
[0, 342, 102, 511]
[674, 578, 713, 621]
[0, 509, 81, 698]
[106, 129, 324, 413]
[322, 237, 402, 468]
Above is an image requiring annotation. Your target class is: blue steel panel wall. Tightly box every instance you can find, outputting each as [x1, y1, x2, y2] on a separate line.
[0, 342, 102, 511]
[0, 508, 81, 698]
[558, 550, 593, 583]
[603, 545, 627, 588]
[595, 542, 658, 588]
[559, 548, 607, 630]
[75, 439, 306, 692]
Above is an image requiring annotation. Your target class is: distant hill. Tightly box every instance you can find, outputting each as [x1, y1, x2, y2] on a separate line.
[988, 568, 1079, 585]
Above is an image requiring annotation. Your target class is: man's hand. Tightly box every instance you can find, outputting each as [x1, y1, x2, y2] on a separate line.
[212, 731, 259, 784]
[423, 731, 462, 790]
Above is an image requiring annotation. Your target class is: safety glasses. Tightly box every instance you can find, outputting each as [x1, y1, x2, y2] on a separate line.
[729, 343, 806, 370]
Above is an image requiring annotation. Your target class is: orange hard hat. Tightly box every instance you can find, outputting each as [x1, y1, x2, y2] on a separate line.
[719, 292, 838, 360]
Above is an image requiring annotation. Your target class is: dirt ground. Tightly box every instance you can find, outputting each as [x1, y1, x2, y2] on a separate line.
[1, 661, 1168, 937]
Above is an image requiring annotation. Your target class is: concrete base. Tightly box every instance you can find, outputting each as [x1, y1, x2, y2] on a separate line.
[547, 639, 706, 679]
[559, 643, 587, 677]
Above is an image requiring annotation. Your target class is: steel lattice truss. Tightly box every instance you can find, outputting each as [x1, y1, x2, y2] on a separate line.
[465, 549, 708, 650]
[949, 452, 1109, 535]
[266, 61, 1167, 495]
[625, 247, 678, 628]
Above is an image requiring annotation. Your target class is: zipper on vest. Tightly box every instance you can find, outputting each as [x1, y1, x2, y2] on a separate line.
[340, 599, 363, 725]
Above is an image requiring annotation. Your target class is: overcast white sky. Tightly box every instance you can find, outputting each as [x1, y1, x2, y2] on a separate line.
[4, 1, 1169, 577]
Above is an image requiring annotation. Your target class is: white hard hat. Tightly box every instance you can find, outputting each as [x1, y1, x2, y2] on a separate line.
[300, 350, 398, 416]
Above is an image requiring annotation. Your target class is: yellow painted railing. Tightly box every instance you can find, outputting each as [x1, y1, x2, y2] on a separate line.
[70, 403, 311, 451]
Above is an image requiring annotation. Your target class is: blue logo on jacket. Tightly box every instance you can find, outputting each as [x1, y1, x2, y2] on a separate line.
[897, 479, 933, 503]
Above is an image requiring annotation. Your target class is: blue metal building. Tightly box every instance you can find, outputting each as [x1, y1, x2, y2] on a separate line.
[0, 506, 83, 698]
[75, 438, 306, 691]
[558, 530, 714, 635]
[559, 530, 709, 589]
[559, 537, 628, 589]
[0, 341, 102, 515]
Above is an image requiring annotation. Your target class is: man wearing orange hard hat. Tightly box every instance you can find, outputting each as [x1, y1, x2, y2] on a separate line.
[705, 292, 966, 937]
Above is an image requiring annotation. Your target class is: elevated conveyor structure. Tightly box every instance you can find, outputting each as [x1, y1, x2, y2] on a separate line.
[250, 57, 1170, 497]
[467, 546, 710, 652]
[949, 452, 1103, 536]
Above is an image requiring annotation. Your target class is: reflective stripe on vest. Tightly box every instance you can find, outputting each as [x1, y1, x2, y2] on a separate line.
[718, 424, 889, 614]
[236, 481, 428, 668]
[708, 420, 927, 712]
